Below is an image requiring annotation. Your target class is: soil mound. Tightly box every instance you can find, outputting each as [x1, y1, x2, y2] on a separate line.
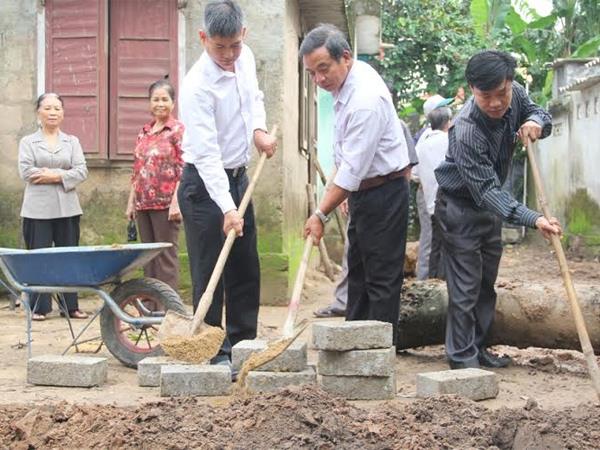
[1, 385, 599, 449]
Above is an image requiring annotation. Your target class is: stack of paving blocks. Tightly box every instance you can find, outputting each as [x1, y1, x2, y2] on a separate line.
[27, 355, 108, 387]
[137, 356, 231, 397]
[313, 321, 396, 400]
[232, 339, 316, 393]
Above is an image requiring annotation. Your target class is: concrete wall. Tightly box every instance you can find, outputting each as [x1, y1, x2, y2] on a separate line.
[536, 78, 600, 249]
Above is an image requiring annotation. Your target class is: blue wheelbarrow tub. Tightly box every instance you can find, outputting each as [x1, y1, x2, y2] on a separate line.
[0, 243, 172, 287]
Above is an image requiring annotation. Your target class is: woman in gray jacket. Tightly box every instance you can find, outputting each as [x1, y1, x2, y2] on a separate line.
[18, 93, 88, 321]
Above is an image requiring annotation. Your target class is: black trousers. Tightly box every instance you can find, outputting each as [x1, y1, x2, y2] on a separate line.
[346, 176, 409, 346]
[178, 164, 260, 360]
[22, 216, 81, 315]
[435, 192, 502, 364]
[428, 214, 445, 280]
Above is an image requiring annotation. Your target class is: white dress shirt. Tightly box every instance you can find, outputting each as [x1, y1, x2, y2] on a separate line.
[18, 130, 88, 219]
[179, 44, 267, 213]
[415, 129, 448, 215]
[332, 60, 410, 191]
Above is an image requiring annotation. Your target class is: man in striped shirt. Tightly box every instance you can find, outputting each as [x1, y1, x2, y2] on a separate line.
[434, 50, 562, 369]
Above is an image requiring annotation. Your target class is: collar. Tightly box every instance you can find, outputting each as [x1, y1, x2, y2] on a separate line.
[143, 116, 177, 134]
[200, 47, 241, 84]
[333, 60, 357, 106]
[30, 129, 70, 144]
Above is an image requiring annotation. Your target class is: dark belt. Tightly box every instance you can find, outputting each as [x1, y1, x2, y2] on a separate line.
[358, 167, 410, 191]
[225, 166, 247, 178]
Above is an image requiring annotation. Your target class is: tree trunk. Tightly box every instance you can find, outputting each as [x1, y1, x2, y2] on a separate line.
[397, 280, 600, 354]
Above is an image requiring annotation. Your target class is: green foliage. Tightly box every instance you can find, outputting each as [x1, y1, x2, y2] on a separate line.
[571, 35, 600, 57]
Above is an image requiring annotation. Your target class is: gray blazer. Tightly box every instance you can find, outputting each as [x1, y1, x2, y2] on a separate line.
[18, 130, 88, 219]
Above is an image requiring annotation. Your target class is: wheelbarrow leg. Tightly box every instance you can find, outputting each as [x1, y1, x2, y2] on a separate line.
[55, 293, 79, 353]
[21, 292, 32, 359]
[61, 307, 102, 356]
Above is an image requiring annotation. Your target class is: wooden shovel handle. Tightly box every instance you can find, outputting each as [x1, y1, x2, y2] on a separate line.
[191, 126, 278, 333]
[527, 140, 600, 401]
[282, 235, 313, 337]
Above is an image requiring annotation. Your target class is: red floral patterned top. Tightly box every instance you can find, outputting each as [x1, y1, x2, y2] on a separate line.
[132, 116, 184, 211]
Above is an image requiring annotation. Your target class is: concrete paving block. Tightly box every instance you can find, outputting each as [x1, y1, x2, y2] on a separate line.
[27, 355, 107, 387]
[319, 373, 396, 400]
[312, 321, 393, 351]
[416, 368, 498, 401]
[160, 364, 231, 397]
[318, 347, 395, 377]
[138, 356, 192, 387]
[232, 339, 307, 372]
[246, 366, 316, 393]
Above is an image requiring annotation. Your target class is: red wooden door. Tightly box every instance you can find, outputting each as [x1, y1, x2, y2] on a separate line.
[109, 0, 179, 159]
[45, 0, 108, 158]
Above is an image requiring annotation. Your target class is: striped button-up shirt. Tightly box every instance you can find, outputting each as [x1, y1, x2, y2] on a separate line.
[434, 82, 552, 228]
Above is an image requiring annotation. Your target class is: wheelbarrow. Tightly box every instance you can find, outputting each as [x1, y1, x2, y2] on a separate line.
[0, 243, 187, 368]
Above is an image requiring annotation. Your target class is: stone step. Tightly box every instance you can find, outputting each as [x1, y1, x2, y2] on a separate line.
[312, 320, 393, 351]
[319, 373, 396, 400]
[137, 356, 191, 387]
[232, 339, 307, 372]
[318, 347, 395, 377]
[27, 355, 107, 387]
[416, 368, 498, 401]
[160, 364, 231, 397]
[246, 366, 316, 393]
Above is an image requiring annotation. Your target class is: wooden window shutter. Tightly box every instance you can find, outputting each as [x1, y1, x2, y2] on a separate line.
[46, 0, 108, 158]
[109, 0, 178, 160]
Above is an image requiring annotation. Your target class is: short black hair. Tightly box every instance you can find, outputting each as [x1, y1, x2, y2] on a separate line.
[428, 106, 452, 131]
[148, 79, 175, 101]
[299, 24, 351, 61]
[36, 92, 64, 110]
[204, 0, 243, 38]
[465, 50, 516, 91]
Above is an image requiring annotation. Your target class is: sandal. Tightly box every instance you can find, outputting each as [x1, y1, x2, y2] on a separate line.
[69, 310, 88, 319]
[32, 313, 46, 321]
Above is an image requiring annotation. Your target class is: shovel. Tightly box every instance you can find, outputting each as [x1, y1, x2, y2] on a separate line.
[527, 140, 600, 401]
[158, 126, 277, 363]
[236, 234, 313, 387]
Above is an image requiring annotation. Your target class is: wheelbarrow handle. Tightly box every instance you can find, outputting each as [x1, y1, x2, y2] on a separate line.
[191, 125, 278, 333]
[526, 140, 600, 401]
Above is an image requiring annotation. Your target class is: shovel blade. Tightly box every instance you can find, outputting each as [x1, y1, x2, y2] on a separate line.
[158, 309, 194, 342]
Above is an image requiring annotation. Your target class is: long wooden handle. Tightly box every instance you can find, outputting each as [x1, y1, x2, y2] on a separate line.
[527, 140, 600, 401]
[191, 126, 278, 333]
[282, 235, 313, 337]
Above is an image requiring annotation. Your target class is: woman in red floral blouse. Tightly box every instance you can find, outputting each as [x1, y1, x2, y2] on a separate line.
[126, 79, 184, 290]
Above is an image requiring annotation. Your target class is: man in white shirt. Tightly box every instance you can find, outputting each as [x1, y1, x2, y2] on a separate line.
[301, 24, 411, 346]
[414, 106, 452, 280]
[178, 0, 276, 367]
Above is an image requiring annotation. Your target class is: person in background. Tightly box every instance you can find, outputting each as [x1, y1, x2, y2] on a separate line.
[18, 93, 88, 321]
[413, 106, 452, 280]
[126, 79, 184, 291]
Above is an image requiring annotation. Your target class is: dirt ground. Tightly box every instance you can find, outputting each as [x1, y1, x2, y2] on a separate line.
[1, 242, 599, 449]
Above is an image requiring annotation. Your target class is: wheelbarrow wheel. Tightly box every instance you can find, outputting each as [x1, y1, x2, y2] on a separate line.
[100, 278, 187, 368]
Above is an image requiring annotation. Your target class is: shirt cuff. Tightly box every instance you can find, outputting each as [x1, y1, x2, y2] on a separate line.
[516, 204, 542, 228]
[333, 166, 362, 192]
[215, 194, 237, 215]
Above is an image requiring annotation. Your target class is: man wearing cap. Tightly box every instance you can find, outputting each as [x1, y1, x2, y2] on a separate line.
[300, 24, 411, 345]
[434, 50, 561, 370]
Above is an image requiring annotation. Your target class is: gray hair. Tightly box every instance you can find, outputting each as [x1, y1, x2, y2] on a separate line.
[299, 24, 351, 61]
[428, 106, 452, 131]
[204, 0, 244, 38]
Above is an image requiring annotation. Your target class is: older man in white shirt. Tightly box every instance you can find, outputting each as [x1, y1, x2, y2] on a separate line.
[178, 0, 276, 368]
[413, 106, 452, 279]
[301, 24, 411, 346]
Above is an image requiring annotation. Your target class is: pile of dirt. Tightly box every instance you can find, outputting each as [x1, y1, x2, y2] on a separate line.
[2, 385, 599, 449]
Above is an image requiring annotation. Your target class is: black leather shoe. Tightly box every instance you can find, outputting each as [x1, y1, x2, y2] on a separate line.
[313, 306, 346, 318]
[448, 357, 480, 370]
[478, 348, 512, 368]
